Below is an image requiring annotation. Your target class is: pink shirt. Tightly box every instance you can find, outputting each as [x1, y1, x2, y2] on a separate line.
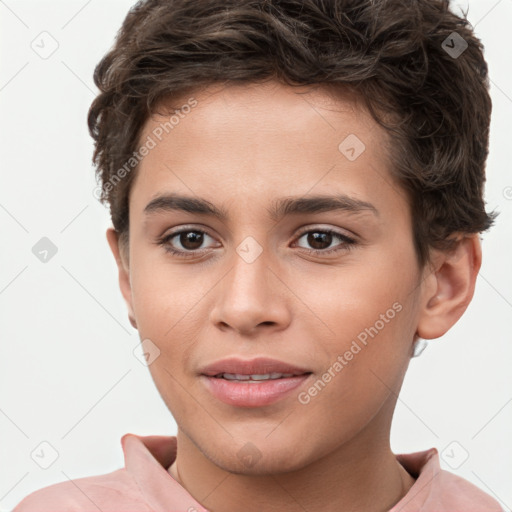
[13, 433, 503, 511]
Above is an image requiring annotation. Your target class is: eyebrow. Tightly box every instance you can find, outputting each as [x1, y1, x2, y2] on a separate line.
[143, 193, 379, 222]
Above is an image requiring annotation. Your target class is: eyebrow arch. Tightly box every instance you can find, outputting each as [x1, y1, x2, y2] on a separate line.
[143, 193, 379, 222]
[267, 194, 379, 221]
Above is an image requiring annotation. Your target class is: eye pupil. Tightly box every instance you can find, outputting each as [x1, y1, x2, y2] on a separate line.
[181, 231, 204, 250]
[308, 232, 332, 250]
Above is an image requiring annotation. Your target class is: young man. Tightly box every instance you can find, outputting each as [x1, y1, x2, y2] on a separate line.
[13, 0, 503, 510]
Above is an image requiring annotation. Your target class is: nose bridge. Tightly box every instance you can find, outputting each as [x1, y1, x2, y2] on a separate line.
[224, 206, 273, 296]
[210, 233, 289, 334]
[228, 236, 272, 305]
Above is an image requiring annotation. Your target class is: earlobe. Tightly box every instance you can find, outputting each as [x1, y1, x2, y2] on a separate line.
[416, 235, 481, 340]
[106, 228, 138, 330]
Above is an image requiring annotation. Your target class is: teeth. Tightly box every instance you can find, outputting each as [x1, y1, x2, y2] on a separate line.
[223, 373, 250, 381]
[219, 372, 295, 381]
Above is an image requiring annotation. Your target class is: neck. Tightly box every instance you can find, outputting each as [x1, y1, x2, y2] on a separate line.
[168, 423, 415, 512]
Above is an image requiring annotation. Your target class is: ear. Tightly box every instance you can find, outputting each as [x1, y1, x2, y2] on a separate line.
[106, 227, 137, 330]
[416, 234, 482, 340]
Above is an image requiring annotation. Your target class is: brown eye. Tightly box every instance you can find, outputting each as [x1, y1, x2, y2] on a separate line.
[306, 231, 334, 250]
[177, 231, 205, 250]
[157, 228, 218, 259]
[294, 228, 356, 255]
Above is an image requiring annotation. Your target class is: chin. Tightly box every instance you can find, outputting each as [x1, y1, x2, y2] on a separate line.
[200, 433, 315, 476]
[215, 450, 307, 476]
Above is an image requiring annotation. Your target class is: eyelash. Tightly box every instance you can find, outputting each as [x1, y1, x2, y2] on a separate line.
[156, 226, 357, 259]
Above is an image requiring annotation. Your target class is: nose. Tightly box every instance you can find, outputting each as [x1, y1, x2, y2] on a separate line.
[209, 243, 292, 336]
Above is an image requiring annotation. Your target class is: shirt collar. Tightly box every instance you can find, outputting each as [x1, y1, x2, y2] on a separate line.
[122, 433, 208, 512]
[122, 434, 499, 512]
[389, 448, 439, 511]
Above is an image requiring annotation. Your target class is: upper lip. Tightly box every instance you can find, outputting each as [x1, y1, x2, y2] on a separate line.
[199, 357, 311, 376]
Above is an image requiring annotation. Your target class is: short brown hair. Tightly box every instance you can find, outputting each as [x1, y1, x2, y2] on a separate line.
[88, 0, 496, 267]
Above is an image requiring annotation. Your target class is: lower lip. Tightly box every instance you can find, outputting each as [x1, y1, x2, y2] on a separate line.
[201, 374, 311, 407]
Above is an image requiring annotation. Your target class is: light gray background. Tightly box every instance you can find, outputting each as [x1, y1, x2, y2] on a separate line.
[1, 0, 511, 510]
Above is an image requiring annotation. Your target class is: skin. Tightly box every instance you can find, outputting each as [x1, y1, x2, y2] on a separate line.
[107, 80, 481, 512]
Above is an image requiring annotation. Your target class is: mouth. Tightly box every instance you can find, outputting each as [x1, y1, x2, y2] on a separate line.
[199, 357, 313, 407]
[211, 372, 307, 381]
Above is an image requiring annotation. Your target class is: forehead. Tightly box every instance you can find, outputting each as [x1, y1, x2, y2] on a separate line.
[130, 80, 406, 222]
[144, 81, 373, 146]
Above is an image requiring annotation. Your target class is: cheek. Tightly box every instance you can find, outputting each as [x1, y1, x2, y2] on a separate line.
[301, 254, 415, 340]
[298, 257, 418, 406]
[294, 305, 414, 452]
[128, 250, 232, 371]
[129, 249, 195, 334]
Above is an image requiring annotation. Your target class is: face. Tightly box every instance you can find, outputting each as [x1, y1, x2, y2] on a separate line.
[114, 81, 432, 474]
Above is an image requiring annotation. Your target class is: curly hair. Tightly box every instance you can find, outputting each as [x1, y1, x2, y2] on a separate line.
[87, 0, 496, 267]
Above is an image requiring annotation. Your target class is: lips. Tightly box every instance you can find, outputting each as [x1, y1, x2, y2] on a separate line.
[199, 357, 312, 407]
[199, 356, 311, 377]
